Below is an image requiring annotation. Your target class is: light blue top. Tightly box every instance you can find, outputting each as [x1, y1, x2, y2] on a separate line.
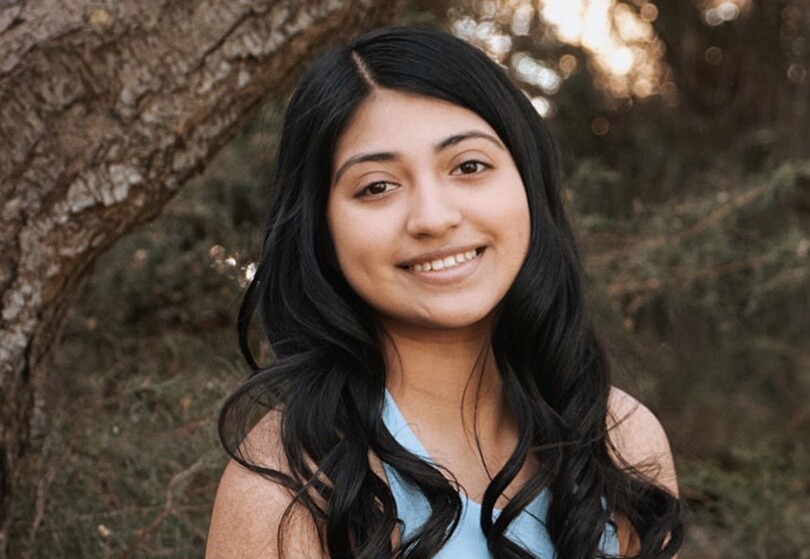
[381, 390, 619, 558]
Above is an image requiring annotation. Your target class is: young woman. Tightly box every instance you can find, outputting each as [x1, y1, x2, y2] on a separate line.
[206, 26, 685, 559]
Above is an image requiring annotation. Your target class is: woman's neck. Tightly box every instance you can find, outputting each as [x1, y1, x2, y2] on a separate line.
[380, 316, 511, 437]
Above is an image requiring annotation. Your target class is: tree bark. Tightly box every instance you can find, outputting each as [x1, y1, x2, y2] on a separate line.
[0, 0, 400, 555]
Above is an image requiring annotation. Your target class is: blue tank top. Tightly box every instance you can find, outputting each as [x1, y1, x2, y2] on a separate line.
[381, 390, 619, 558]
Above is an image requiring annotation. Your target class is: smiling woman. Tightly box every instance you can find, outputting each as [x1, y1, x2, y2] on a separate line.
[328, 91, 530, 330]
[206, 26, 684, 559]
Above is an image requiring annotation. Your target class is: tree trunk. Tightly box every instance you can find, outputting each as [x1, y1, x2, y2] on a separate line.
[0, 0, 400, 555]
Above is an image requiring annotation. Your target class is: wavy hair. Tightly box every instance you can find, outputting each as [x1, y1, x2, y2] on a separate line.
[219, 25, 685, 559]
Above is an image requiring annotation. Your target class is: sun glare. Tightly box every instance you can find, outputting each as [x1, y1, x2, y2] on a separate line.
[540, 0, 662, 95]
[451, 0, 672, 111]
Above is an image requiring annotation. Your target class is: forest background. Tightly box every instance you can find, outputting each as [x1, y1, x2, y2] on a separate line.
[5, 0, 809, 557]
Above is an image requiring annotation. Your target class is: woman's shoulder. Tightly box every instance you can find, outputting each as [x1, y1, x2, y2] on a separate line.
[205, 410, 327, 559]
[606, 386, 679, 496]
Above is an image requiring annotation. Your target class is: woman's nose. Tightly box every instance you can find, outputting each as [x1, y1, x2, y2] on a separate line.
[404, 179, 463, 237]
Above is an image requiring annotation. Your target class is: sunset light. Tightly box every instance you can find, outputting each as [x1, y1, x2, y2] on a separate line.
[452, 0, 669, 102]
[540, 0, 662, 95]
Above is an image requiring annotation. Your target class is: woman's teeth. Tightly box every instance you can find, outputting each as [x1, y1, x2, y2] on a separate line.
[410, 249, 479, 272]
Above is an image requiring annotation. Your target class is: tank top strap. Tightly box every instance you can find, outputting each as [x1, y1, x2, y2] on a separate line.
[380, 389, 619, 558]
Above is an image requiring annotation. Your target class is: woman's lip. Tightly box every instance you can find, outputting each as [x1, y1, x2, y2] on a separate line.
[399, 247, 486, 285]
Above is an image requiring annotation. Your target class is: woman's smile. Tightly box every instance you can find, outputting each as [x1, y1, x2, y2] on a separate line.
[397, 246, 486, 285]
[326, 89, 530, 329]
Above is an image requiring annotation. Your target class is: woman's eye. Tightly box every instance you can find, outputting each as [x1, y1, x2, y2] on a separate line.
[357, 181, 396, 198]
[453, 160, 491, 175]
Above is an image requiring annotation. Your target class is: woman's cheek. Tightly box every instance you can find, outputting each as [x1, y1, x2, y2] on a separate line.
[333, 209, 397, 283]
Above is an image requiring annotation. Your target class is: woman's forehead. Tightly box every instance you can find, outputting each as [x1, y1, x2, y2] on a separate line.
[333, 89, 500, 161]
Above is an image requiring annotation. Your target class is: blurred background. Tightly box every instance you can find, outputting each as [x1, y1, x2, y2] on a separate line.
[9, 0, 810, 557]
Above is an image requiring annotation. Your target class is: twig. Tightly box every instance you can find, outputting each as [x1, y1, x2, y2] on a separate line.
[171, 509, 209, 541]
[606, 277, 662, 298]
[171, 416, 208, 435]
[758, 267, 809, 294]
[119, 457, 209, 559]
[749, 338, 810, 370]
[23, 443, 70, 559]
[42, 504, 211, 530]
[592, 183, 771, 265]
[673, 253, 771, 287]
[605, 253, 772, 298]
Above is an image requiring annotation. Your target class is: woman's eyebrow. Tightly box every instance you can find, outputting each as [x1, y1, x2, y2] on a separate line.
[333, 152, 397, 185]
[332, 130, 504, 185]
[436, 130, 504, 152]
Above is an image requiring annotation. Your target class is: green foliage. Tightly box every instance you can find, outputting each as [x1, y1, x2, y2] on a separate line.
[679, 444, 810, 559]
[577, 160, 810, 444]
[573, 161, 810, 559]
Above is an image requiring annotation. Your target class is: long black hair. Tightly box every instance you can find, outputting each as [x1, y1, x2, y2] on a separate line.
[219, 25, 685, 559]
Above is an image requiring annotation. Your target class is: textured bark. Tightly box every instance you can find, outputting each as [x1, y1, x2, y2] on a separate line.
[0, 0, 400, 555]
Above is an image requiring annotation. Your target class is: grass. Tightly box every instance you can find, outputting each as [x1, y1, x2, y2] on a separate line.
[11, 326, 238, 558]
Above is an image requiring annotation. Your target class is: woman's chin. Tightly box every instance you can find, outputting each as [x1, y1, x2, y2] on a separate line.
[380, 305, 496, 333]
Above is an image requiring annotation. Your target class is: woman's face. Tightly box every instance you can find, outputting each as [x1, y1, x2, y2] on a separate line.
[327, 89, 530, 331]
